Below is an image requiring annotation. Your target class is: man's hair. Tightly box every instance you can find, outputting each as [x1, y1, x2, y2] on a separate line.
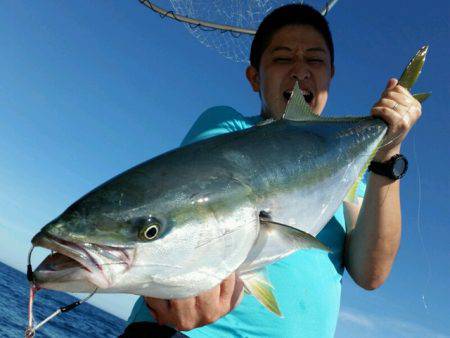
[249, 4, 334, 69]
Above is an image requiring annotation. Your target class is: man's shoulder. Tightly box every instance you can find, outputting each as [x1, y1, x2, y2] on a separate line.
[181, 106, 260, 146]
[200, 105, 244, 119]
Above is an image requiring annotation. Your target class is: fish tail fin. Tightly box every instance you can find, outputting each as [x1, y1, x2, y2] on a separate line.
[398, 46, 431, 102]
[413, 92, 431, 103]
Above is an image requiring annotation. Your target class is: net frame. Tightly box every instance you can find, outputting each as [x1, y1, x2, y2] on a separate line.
[139, 0, 340, 36]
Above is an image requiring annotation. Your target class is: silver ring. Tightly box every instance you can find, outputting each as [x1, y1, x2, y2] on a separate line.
[392, 102, 399, 111]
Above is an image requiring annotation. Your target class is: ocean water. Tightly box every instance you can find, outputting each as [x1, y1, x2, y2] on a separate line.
[0, 261, 127, 338]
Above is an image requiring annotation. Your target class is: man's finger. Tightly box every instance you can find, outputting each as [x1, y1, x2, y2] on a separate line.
[145, 297, 171, 324]
[229, 276, 244, 310]
[169, 298, 198, 330]
[219, 273, 236, 303]
[384, 78, 398, 92]
[371, 106, 404, 132]
[383, 91, 413, 108]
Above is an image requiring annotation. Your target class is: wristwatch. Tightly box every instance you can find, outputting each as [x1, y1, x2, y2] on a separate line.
[368, 154, 408, 180]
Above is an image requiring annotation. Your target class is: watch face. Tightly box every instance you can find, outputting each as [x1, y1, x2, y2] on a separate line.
[393, 157, 407, 177]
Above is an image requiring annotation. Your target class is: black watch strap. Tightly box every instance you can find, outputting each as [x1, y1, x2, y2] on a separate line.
[368, 154, 408, 180]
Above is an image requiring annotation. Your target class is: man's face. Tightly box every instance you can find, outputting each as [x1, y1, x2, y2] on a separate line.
[246, 25, 334, 119]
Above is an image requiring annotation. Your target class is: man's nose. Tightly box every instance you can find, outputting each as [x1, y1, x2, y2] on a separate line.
[290, 61, 311, 81]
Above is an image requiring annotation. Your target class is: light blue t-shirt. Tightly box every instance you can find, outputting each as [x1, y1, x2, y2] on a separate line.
[128, 106, 366, 338]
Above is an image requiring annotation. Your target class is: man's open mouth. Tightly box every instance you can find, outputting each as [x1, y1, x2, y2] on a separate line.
[283, 90, 314, 104]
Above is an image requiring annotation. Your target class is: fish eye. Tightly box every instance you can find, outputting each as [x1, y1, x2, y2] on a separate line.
[141, 224, 159, 241]
[133, 216, 162, 241]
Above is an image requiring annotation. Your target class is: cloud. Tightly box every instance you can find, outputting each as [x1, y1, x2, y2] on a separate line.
[338, 307, 449, 338]
[339, 309, 375, 328]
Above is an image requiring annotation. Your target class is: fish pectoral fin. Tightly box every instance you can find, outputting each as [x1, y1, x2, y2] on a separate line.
[283, 82, 321, 122]
[260, 218, 331, 253]
[237, 217, 330, 275]
[240, 268, 282, 317]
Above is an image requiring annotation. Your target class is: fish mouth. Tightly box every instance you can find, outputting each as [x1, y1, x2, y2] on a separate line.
[31, 232, 134, 289]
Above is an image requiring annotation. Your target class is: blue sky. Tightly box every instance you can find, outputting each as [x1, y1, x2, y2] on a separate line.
[0, 1, 449, 336]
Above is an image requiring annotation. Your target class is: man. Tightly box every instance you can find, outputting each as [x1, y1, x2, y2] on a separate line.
[125, 4, 422, 337]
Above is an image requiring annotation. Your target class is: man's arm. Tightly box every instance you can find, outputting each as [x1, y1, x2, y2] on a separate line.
[344, 78, 422, 289]
[344, 165, 401, 289]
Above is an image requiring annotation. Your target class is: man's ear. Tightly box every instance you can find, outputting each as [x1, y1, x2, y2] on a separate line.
[246, 65, 260, 92]
[331, 65, 335, 79]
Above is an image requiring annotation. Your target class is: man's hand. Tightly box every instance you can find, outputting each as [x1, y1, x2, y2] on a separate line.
[371, 78, 422, 161]
[144, 273, 244, 331]
[344, 77, 423, 289]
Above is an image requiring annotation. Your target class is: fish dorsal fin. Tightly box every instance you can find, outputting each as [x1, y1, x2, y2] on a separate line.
[239, 268, 282, 316]
[238, 217, 330, 274]
[283, 82, 320, 122]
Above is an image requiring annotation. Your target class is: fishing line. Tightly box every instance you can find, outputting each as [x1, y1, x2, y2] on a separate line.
[412, 134, 431, 313]
[25, 245, 98, 337]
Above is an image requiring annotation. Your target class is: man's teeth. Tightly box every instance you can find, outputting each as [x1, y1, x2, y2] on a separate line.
[284, 90, 313, 102]
[283, 91, 293, 100]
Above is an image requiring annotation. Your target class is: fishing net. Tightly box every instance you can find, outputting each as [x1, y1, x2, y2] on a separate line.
[140, 0, 339, 62]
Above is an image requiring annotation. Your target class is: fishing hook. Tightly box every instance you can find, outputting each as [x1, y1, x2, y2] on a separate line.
[25, 245, 97, 337]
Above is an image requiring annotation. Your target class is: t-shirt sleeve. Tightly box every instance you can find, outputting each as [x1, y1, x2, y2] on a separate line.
[180, 106, 249, 146]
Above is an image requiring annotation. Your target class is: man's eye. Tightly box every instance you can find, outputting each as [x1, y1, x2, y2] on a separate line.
[308, 59, 324, 64]
[274, 57, 292, 63]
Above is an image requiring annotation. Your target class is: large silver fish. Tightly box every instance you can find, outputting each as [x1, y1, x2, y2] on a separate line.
[30, 47, 428, 315]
